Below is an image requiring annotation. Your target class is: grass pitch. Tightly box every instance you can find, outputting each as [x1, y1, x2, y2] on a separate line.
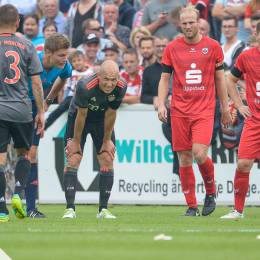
[0, 205, 260, 260]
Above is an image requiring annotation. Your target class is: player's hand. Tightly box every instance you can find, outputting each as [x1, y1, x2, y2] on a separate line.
[99, 152, 113, 172]
[238, 105, 251, 119]
[65, 138, 82, 158]
[158, 104, 167, 122]
[99, 140, 115, 161]
[221, 109, 232, 128]
[35, 111, 45, 138]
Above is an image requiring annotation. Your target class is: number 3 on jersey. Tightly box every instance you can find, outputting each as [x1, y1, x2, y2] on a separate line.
[4, 51, 21, 84]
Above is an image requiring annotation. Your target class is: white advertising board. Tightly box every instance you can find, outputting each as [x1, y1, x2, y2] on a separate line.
[39, 104, 260, 205]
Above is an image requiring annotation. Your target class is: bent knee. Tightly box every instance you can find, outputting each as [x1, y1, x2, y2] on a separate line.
[237, 159, 254, 172]
[66, 153, 82, 169]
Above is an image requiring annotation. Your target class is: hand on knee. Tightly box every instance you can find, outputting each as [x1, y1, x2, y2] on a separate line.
[66, 153, 82, 169]
[98, 152, 113, 172]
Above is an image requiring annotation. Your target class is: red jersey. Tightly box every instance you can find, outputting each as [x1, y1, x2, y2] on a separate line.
[120, 67, 143, 96]
[162, 36, 224, 117]
[232, 47, 260, 120]
[189, 0, 210, 20]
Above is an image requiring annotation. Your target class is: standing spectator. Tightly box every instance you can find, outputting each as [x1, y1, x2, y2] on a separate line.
[39, 0, 66, 34]
[132, 0, 149, 28]
[42, 20, 58, 39]
[244, 0, 260, 29]
[63, 61, 127, 219]
[129, 26, 151, 63]
[103, 43, 122, 68]
[82, 33, 101, 67]
[212, 0, 250, 43]
[114, 0, 136, 29]
[190, 0, 210, 20]
[221, 21, 260, 220]
[158, 5, 231, 216]
[221, 16, 245, 70]
[103, 2, 131, 50]
[139, 36, 156, 68]
[120, 48, 143, 104]
[0, 4, 44, 222]
[64, 0, 103, 48]
[23, 14, 45, 52]
[141, 36, 168, 106]
[77, 18, 112, 61]
[249, 14, 260, 35]
[199, 18, 210, 36]
[141, 0, 186, 39]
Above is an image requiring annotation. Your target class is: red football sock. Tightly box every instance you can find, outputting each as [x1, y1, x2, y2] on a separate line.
[198, 157, 215, 195]
[234, 169, 249, 213]
[179, 166, 197, 208]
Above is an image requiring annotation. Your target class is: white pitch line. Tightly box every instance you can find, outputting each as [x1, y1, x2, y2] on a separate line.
[27, 227, 260, 234]
[0, 249, 12, 260]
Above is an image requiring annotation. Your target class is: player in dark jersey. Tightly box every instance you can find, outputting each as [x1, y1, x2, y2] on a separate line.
[63, 60, 127, 219]
[0, 4, 44, 223]
[221, 22, 260, 220]
[158, 5, 232, 217]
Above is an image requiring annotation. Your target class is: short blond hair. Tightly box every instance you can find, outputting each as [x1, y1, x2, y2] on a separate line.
[179, 4, 200, 21]
[130, 26, 151, 48]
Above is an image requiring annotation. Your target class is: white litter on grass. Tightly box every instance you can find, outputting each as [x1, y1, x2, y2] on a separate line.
[0, 249, 12, 260]
[153, 233, 173, 241]
[256, 235, 260, 240]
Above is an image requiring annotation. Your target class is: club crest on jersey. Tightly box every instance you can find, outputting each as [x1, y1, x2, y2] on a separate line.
[108, 94, 116, 101]
[202, 48, 208, 54]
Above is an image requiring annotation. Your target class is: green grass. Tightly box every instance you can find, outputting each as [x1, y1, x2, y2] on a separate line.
[1, 205, 260, 260]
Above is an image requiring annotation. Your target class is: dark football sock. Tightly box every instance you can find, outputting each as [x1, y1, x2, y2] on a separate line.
[64, 168, 77, 210]
[0, 167, 8, 214]
[14, 156, 31, 198]
[25, 163, 38, 213]
[99, 170, 114, 212]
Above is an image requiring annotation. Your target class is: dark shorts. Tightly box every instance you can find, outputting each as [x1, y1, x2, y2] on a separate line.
[0, 119, 33, 153]
[65, 112, 115, 153]
[32, 100, 41, 146]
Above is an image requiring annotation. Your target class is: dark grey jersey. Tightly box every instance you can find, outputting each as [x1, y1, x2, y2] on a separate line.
[0, 33, 43, 122]
[69, 73, 127, 122]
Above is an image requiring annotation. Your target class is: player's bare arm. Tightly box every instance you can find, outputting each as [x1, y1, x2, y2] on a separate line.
[44, 77, 68, 111]
[101, 108, 117, 160]
[158, 72, 170, 122]
[227, 72, 252, 119]
[215, 69, 232, 128]
[31, 75, 45, 137]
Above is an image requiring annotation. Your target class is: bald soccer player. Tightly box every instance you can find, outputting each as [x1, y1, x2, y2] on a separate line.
[63, 60, 127, 219]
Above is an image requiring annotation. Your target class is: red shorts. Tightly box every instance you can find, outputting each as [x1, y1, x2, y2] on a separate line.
[238, 116, 260, 159]
[171, 115, 214, 151]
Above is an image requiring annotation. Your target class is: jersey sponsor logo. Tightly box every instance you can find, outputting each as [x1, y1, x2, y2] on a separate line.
[189, 48, 196, 53]
[108, 94, 116, 101]
[185, 63, 202, 84]
[202, 47, 208, 55]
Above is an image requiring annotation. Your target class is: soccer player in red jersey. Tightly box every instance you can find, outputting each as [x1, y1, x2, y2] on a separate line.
[158, 5, 232, 216]
[221, 22, 260, 220]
